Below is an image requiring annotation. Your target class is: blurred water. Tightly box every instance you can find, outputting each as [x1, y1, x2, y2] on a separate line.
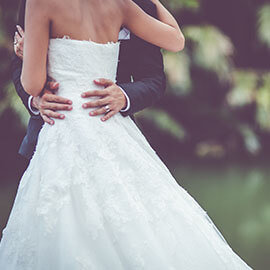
[172, 163, 270, 270]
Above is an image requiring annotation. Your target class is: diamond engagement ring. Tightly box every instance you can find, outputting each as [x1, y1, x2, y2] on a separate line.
[105, 104, 110, 113]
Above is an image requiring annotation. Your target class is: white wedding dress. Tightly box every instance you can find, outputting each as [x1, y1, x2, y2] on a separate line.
[0, 38, 253, 270]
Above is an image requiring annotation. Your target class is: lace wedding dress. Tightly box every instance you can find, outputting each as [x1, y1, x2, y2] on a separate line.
[0, 38, 253, 269]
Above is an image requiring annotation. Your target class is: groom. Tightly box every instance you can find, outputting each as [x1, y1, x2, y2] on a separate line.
[12, 0, 166, 167]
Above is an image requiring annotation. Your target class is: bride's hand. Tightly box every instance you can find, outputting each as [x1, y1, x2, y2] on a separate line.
[14, 25, 24, 60]
[81, 78, 127, 122]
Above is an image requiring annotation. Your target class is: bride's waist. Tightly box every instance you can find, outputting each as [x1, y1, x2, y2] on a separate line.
[42, 102, 127, 138]
[54, 81, 104, 103]
[56, 95, 102, 115]
[47, 70, 116, 91]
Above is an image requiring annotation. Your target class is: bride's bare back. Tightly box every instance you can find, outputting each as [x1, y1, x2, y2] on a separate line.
[21, 0, 184, 97]
[49, 0, 124, 43]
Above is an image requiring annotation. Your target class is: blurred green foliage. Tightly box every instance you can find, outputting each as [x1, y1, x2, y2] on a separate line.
[136, 0, 270, 162]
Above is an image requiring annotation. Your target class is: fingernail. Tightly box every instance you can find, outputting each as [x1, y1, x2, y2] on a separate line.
[101, 118, 105, 121]
[68, 106, 72, 110]
[50, 121, 54, 125]
[60, 115, 65, 119]
[82, 104, 87, 108]
[90, 112, 94, 116]
[81, 93, 86, 97]
[68, 100, 72, 104]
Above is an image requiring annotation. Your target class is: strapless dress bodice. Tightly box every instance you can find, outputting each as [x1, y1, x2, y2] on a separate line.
[47, 38, 120, 97]
[46, 38, 120, 117]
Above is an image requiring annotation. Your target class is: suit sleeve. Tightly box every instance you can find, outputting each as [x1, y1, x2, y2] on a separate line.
[118, 72, 166, 117]
[11, 52, 38, 116]
[118, 0, 166, 117]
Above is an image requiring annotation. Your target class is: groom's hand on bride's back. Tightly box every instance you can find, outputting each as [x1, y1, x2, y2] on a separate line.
[81, 78, 127, 122]
[32, 81, 73, 125]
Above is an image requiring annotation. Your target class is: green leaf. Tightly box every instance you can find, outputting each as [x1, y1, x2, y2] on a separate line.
[164, 51, 191, 95]
[257, 4, 270, 48]
[238, 125, 261, 155]
[256, 73, 270, 131]
[0, 83, 29, 127]
[136, 109, 186, 140]
[227, 70, 258, 107]
[184, 25, 234, 80]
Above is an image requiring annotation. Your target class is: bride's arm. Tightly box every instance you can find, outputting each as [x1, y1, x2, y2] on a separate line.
[123, 0, 185, 52]
[21, 0, 50, 97]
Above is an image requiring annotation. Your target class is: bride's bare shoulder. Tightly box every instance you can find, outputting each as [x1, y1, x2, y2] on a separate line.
[25, 0, 51, 9]
[25, 0, 61, 16]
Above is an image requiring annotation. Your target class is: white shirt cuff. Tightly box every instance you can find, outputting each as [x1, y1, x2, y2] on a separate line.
[119, 87, 130, 112]
[28, 96, 40, 115]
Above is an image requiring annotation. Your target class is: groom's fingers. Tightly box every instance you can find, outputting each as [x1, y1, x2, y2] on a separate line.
[45, 94, 72, 105]
[45, 81, 59, 92]
[89, 105, 115, 117]
[81, 89, 109, 98]
[43, 102, 72, 111]
[82, 96, 111, 109]
[15, 31, 21, 42]
[94, 78, 113, 87]
[41, 114, 54, 125]
[42, 110, 65, 120]
[16, 25, 24, 37]
[101, 110, 116, 121]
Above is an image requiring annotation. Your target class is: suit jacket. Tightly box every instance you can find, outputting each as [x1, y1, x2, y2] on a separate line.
[12, 0, 166, 160]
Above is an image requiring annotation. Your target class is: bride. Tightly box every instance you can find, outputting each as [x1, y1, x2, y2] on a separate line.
[0, 0, 252, 269]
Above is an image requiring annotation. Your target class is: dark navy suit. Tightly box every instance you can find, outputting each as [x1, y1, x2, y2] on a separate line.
[12, 0, 166, 160]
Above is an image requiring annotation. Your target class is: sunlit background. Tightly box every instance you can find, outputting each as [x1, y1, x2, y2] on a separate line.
[0, 0, 270, 269]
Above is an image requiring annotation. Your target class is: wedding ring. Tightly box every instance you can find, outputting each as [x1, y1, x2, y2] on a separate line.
[105, 104, 110, 113]
[14, 40, 18, 45]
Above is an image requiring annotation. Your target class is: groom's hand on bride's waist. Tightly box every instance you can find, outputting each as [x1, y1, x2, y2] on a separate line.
[32, 80, 73, 125]
[81, 78, 127, 122]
